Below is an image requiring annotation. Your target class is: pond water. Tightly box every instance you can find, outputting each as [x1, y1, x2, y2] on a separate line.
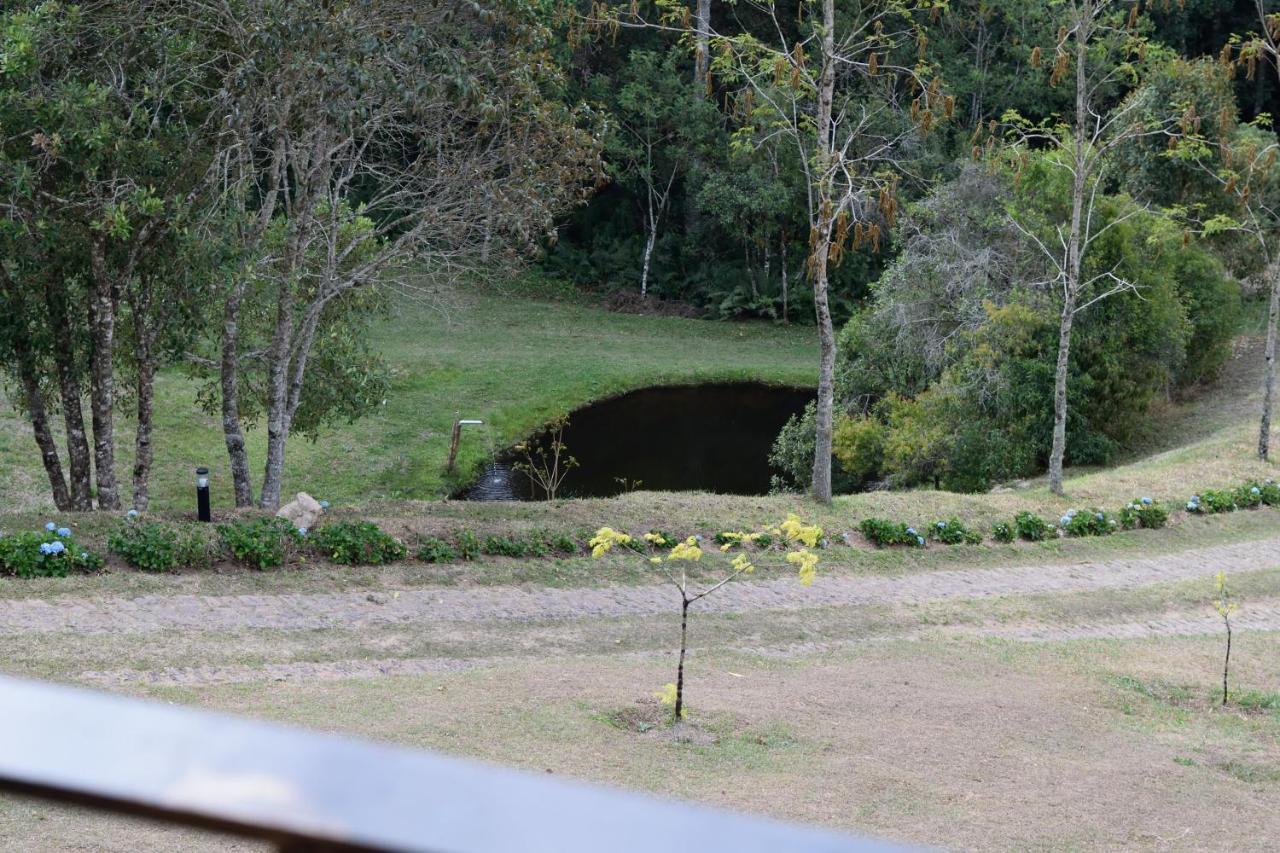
[460, 382, 813, 501]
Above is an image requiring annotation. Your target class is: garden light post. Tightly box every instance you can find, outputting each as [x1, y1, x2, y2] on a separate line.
[195, 467, 211, 522]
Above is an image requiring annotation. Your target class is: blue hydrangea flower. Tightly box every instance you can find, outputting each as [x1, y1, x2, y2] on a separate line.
[1252, 486, 1261, 495]
[1141, 497, 1152, 505]
[39, 543, 52, 555]
[44, 522, 56, 532]
[936, 521, 946, 529]
[906, 527, 917, 536]
[79, 552, 88, 560]
[915, 536, 925, 546]
[126, 509, 139, 519]
[319, 500, 330, 509]
[56, 527, 70, 538]
[49, 541, 65, 554]
[1186, 501, 1197, 510]
[1191, 495, 1200, 502]
[297, 527, 308, 536]
[1095, 512, 1104, 521]
[1060, 516, 1071, 526]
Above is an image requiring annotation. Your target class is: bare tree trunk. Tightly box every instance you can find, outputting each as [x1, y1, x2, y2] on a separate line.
[808, 0, 837, 505]
[258, 282, 296, 509]
[15, 340, 72, 511]
[1259, 264, 1279, 460]
[220, 281, 254, 507]
[1048, 5, 1090, 497]
[88, 239, 121, 510]
[780, 233, 789, 324]
[684, 0, 711, 242]
[1221, 617, 1232, 706]
[130, 281, 158, 511]
[673, 596, 690, 721]
[640, 216, 657, 299]
[44, 282, 94, 510]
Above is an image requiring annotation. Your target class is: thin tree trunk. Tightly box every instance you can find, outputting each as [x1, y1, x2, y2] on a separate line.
[220, 280, 254, 507]
[673, 597, 690, 720]
[1222, 618, 1232, 706]
[259, 281, 296, 509]
[1048, 5, 1090, 497]
[684, 0, 711, 241]
[1259, 264, 1279, 459]
[16, 342, 72, 511]
[44, 282, 94, 510]
[131, 290, 158, 510]
[640, 219, 657, 299]
[780, 233, 789, 324]
[0, 267, 71, 509]
[88, 238, 121, 510]
[809, 0, 837, 505]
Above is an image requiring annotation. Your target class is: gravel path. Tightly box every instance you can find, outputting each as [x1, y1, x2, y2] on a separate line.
[3, 537, 1280, 636]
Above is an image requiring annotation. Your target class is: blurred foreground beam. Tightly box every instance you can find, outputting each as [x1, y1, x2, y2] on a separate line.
[0, 675, 914, 853]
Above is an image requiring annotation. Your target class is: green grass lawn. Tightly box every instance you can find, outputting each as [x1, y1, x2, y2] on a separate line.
[0, 278, 817, 513]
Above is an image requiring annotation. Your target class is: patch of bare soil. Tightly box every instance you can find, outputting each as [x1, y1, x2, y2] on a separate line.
[598, 290, 707, 318]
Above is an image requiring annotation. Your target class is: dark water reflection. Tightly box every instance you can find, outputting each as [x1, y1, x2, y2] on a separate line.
[462, 383, 813, 500]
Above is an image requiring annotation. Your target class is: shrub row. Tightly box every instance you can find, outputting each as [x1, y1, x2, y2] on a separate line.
[0, 523, 104, 578]
[1186, 480, 1280, 515]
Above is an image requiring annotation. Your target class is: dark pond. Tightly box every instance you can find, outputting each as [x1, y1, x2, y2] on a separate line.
[461, 382, 813, 501]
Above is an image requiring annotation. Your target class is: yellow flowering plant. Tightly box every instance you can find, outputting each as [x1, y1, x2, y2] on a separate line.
[590, 515, 822, 722]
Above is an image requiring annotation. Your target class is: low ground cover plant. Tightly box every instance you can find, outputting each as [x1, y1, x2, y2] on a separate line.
[859, 518, 926, 548]
[1060, 508, 1118, 537]
[217, 517, 303, 570]
[311, 521, 407, 565]
[929, 518, 982, 545]
[991, 521, 1015, 543]
[0, 523, 104, 577]
[1117, 497, 1168, 530]
[108, 517, 209, 572]
[1013, 511, 1053, 542]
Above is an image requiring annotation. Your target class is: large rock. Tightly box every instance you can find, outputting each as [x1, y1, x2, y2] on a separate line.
[276, 492, 323, 531]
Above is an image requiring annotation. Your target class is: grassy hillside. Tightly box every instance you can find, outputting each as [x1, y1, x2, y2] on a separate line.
[0, 279, 818, 513]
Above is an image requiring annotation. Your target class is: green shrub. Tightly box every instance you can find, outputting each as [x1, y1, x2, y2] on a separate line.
[991, 521, 1015, 543]
[217, 517, 301, 570]
[548, 532, 580, 554]
[455, 529, 481, 560]
[1060, 508, 1117, 537]
[929, 517, 982, 545]
[858, 518, 925, 548]
[416, 536, 458, 563]
[108, 520, 208, 573]
[1233, 482, 1264, 509]
[0, 525, 104, 578]
[1259, 480, 1280, 507]
[1014, 511, 1053, 542]
[1117, 497, 1169, 531]
[1188, 489, 1235, 514]
[310, 522, 407, 565]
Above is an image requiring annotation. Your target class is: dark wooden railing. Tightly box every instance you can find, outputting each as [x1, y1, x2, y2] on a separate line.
[0, 675, 912, 852]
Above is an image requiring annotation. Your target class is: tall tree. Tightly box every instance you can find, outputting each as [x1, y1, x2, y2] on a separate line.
[998, 0, 1177, 495]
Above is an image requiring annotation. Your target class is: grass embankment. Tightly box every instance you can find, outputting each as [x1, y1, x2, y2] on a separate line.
[0, 277, 817, 513]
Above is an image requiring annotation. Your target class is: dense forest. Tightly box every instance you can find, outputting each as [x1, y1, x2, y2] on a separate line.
[3, 0, 1280, 509]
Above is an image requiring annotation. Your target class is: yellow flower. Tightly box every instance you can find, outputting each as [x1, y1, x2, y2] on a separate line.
[667, 537, 703, 562]
[643, 531, 668, 545]
[655, 683, 685, 717]
[779, 514, 823, 548]
[786, 548, 819, 586]
[719, 542, 733, 552]
[731, 553, 754, 574]
[649, 557, 662, 565]
[589, 527, 633, 558]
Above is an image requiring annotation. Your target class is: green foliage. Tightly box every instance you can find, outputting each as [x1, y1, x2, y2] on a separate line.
[769, 402, 856, 493]
[108, 520, 208, 573]
[858, 518, 926, 549]
[310, 522, 406, 566]
[0, 526, 103, 577]
[1117, 498, 1169, 531]
[929, 518, 983, 546]
[1060, 509, 1119, 538]
[217, 517, 301, 570]
[454, 529, 482, 561]
[482, 534, 550, 559]
[990, 521, 1016, 544]
[1014, 511, 1053, 542]
[415, 536, 458, 564]
[1188, 489, 1236, 514]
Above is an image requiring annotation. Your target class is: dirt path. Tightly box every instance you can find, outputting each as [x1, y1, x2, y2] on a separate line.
[1, 536, 1278, 636]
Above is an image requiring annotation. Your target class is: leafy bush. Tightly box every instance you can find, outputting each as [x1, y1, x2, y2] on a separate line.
[1014, 511, 1053, 542]
[482, 534, 550, 558]
[991, 521, 1015, 543]
[929, 518, 982, 545]
[454, 529, 481, 561]
[1188, 489, 1235, 514]
[1060, 508, 1118, 537]
[1233, 482, 1264, 509]
[310, 522, 407, 565]
[1259, 480, 1280, 507]
[548, 532, 580, 555]
[858, 518, 925, 548]
[1117, 497, 1169, 530]
[108, 520, 208, 573]
[0, 525, 104, 578]
[217, 517, 302, 570]
[416, 536, 458, 563]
